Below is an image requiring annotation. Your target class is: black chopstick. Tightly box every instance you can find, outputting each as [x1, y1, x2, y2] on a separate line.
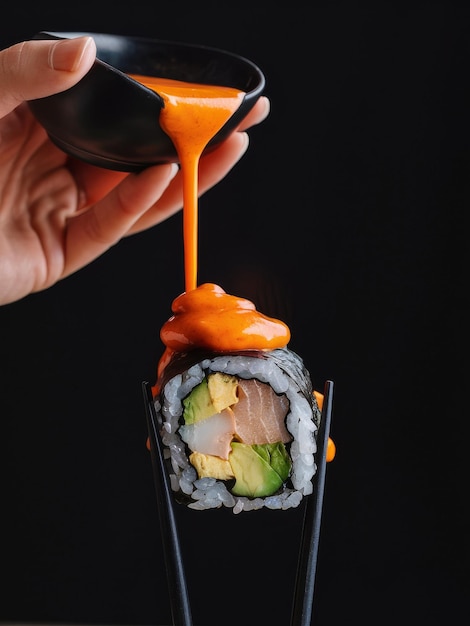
[290, 379, 334, 626]
[144, 378, 333, 626]
[142, 381, 193, 626]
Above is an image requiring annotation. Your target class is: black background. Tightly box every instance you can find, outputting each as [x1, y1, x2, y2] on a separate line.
[0, 2, 468, 625]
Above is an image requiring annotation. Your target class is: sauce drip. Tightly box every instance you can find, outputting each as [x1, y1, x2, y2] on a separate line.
[130, 74, 290, 358]
[130, 74, 244, 292]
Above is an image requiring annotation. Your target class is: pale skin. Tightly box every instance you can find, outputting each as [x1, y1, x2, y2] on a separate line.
[0, 36, 270, 305]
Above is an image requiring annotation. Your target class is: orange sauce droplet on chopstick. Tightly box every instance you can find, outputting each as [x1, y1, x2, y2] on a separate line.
[130, 74, 244, 292]
[313, 391, 336, 463]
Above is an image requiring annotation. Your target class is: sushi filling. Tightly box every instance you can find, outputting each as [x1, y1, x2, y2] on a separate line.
[155, 350, 320, 514]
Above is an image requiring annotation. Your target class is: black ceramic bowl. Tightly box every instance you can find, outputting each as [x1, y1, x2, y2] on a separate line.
[28, 31, 265, 172]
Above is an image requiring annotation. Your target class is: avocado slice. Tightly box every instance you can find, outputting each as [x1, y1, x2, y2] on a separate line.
[182, 378, 215, 425]
[252, 442, 292, 482]
[183, 373, 238, 425]
[229, 442, 291, 498]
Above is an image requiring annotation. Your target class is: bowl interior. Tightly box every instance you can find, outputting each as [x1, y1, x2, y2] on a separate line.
[28, 31, 265, 171]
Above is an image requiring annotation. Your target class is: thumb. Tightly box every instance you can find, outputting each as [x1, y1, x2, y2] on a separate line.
[0, 36, 96, 117]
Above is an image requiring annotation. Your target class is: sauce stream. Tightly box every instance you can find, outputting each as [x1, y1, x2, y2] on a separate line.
[130, 74, 290, 358]
[130, 75, 244, 292]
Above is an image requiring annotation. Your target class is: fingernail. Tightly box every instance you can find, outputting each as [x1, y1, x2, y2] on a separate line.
[239, 131, 249, 151]
[168, 162, 179, 179]
[49, 36, 93, 72]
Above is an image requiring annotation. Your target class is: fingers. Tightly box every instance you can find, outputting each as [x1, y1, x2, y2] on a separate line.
[67, 160, 129, 209]
[46, 90, 270, 269]
[63, 163, 178, 276]
[236, 95, 270, 131]
[62, 129, 249, 274]
[70, 95, 271, 211]
[55, 88, 269, 273]
[0, 37, 96, 117]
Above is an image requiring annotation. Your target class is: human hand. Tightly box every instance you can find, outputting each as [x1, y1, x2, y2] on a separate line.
[0, 37, 270, 305]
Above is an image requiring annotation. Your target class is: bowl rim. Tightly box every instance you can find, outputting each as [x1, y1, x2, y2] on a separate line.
[33, 31, 266, 96]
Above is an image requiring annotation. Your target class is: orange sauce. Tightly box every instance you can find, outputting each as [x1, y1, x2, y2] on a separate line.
[160, 282, 290, 352]
[157, 282, 291, 379]
[130, 76, 290, 356]
[314, 391, 336, 462]
[130, 74, 244, 292]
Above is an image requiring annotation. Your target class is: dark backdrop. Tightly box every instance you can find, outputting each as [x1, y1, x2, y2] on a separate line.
[1, 2, 468, 625]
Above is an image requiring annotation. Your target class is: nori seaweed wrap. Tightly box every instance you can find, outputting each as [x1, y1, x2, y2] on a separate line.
[152, 285, 321, 514]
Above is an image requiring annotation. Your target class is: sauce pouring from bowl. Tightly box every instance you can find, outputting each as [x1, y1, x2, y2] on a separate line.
[130, 74, 245, 292]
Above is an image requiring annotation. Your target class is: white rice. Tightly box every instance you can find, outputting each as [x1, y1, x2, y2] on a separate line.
[154, 352, 320, 514]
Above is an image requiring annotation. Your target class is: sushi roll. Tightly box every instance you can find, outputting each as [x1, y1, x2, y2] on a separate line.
[152, 283, 321, 514]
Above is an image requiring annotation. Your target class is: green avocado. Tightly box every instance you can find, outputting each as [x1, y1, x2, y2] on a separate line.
[182, 378, 215, 425]
[252, 442, 292, 482]
[182, 373, 238, 425]
[230, 442, 291, 498]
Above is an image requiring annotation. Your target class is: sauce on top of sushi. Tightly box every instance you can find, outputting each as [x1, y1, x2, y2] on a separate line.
[130, 74, 244, 292]
[160, 281, 290, 351]
[156, 283, 291, 381]
[131, 76, 290, 357]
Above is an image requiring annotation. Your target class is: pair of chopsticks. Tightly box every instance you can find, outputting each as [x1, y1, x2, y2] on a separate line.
[142, 379, 334, 626]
